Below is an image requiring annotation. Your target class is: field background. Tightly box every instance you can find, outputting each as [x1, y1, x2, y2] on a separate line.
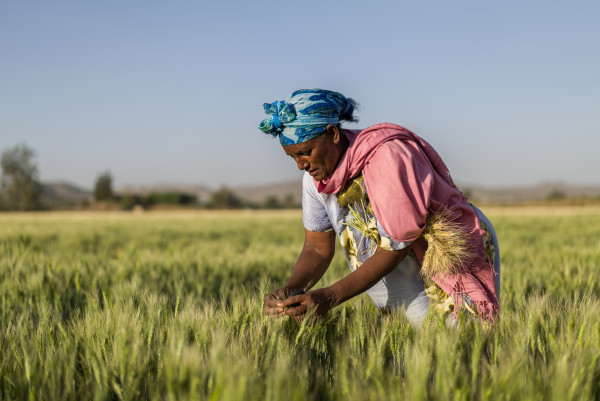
[1, 207, 599, 400]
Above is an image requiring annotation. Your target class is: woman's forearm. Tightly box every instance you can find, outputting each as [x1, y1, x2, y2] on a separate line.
[284, 242, 334, 291]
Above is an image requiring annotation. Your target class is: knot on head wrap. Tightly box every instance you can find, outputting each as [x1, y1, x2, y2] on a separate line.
[258, 101, 297, 137]
[258, 89, 354, 146]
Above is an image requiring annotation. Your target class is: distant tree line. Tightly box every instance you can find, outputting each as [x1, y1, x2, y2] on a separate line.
[118, 187, 299, 210]
[4, 143, 600, 211]
[119, 191, 198, 210]
[0, 143, 300, 211]
[204, 187, 299, 209]
[97, 176, 299, 210]
[0, 143, 294, 211]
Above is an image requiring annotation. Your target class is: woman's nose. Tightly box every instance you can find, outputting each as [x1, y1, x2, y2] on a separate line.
[295, 157, 309, 171]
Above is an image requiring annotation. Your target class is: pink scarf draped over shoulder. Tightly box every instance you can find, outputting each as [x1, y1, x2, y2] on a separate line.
[316, 123, 499, 320]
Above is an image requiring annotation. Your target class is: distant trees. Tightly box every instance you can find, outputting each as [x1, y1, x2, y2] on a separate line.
[260, 193, 298, 209]
[207, 187, 242, 209]
[0, 143, 42, 210]
[283, 193, 298, 209]
[0, 143, 302, 211]
[206, 188, 299, 209]
[120, 192, 141, 210]
[546, 190, 567, 201]
[262, 195, 282, 209]
[146, 192, 196, 206]
[94, 172, 113, 202]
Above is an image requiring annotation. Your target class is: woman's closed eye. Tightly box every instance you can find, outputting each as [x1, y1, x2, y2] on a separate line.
[287, 149, 312, 160]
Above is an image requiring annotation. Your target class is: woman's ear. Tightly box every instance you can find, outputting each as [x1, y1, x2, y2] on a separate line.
[326, 124, 341, 144]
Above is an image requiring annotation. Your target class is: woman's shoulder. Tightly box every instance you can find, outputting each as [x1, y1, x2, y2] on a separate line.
[350, 123, 421, 158]
[367, 138, 426, 169]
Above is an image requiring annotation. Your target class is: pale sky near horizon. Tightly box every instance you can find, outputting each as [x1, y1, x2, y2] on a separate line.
[1, 1, 599, 190]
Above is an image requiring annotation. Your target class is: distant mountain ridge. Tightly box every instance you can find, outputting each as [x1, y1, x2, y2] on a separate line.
[40, 180, 600, 206]
[230, 180, 303, 205]
[41, 182, 93, 206]
[459, 181, 600, 203]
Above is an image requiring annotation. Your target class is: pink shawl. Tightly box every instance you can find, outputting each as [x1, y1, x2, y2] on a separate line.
[316, 123, 499, 320]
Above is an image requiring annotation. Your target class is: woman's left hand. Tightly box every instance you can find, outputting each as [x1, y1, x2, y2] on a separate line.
[279, 287, 337, 322]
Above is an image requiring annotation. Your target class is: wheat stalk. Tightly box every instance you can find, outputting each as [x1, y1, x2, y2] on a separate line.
[342, 200, 379, 257]
[420, 207, 475, 278]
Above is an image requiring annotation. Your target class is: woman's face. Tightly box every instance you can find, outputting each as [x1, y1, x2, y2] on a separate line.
[282, 128, 345, 181]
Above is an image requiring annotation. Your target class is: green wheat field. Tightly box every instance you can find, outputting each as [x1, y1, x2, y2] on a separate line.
[1, 207, 599, 400]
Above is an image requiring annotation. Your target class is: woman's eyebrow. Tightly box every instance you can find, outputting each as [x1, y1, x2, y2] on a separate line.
[291, 148, 310, 156]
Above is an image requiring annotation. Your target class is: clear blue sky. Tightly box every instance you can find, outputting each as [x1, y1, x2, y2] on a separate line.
[1, 0, 598, 190]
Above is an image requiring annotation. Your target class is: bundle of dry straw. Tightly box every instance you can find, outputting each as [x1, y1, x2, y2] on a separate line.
[419, 207, 475, 278]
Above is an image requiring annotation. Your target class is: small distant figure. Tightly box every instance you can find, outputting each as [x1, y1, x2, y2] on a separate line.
[260, 89, 500, 325]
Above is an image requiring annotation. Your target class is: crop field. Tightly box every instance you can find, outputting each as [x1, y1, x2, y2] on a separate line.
[1, 207, 600, 400]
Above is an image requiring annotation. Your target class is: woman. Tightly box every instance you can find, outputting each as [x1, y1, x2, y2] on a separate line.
[260, 89, 499, 325]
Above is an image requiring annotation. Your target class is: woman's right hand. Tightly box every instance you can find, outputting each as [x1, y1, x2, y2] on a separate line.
[263, 287, 292, 318]
[263, 230, 336, 318]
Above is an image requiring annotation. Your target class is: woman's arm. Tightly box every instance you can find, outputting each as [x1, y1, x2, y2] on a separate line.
[281, 245, 412, 320]
[263, 229, 335, 317]
[283, 229, 336, 291]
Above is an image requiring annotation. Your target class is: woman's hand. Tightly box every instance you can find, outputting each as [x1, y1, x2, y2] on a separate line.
[280, 287, 338, 322]
[263, 287, 293, 318]
[263, 230, 336, 319]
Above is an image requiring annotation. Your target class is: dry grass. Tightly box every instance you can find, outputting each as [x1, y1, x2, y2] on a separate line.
[420, 207, 475, 277]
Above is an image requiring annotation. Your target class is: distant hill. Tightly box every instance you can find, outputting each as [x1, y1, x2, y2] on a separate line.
[231, 180, 303, 205]
[459, 181, 600, 204]
[39, 180, 600, 208]
[41, 181, 92, 206]
[230, 179, 600, 205]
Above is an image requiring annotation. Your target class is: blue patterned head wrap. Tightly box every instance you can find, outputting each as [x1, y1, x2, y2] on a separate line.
[259, 89, 354, 146]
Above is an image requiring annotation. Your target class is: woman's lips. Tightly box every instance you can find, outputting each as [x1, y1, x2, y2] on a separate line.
[309, 169, 318, 177]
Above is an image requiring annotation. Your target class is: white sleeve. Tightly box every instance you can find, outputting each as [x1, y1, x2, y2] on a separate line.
[301, 172, 333, 232]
